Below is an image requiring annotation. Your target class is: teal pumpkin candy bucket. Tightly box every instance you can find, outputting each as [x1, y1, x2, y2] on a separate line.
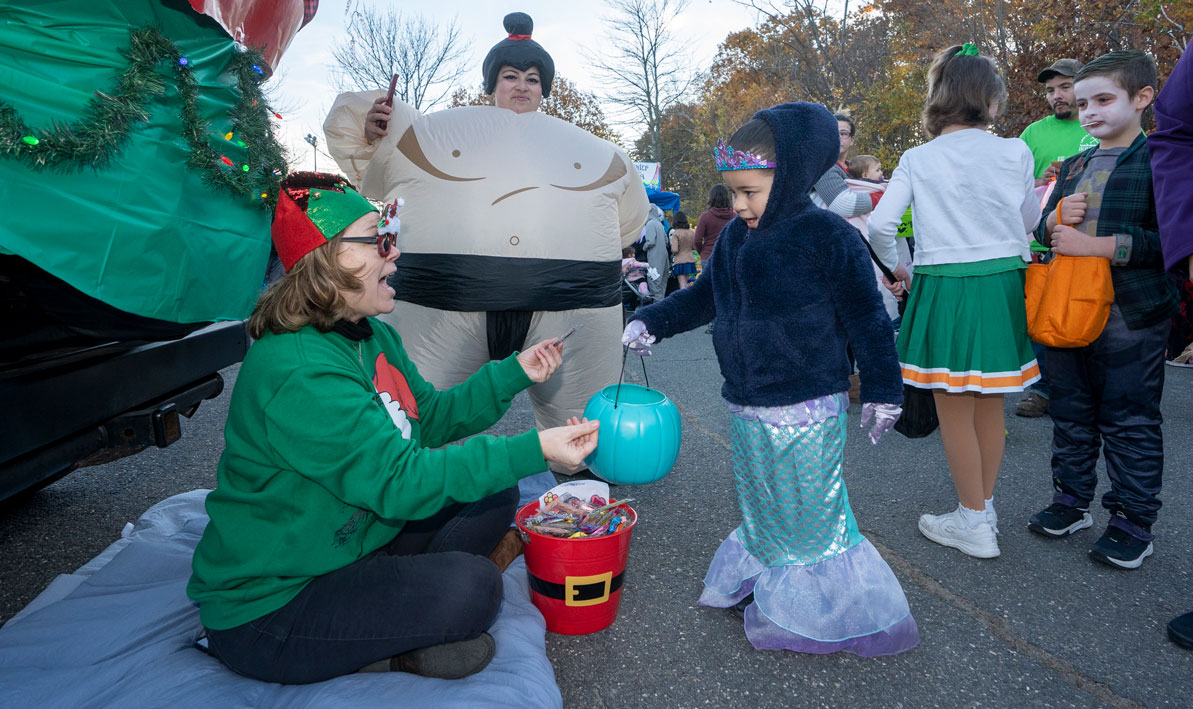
[582, 351, 682, 484]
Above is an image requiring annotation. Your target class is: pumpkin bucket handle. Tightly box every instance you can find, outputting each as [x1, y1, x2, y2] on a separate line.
[615, 345, 652, 408]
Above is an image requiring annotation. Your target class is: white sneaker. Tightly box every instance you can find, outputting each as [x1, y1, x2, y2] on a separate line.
[987, 509, 999, 534]
[918, 508, 1001, 558]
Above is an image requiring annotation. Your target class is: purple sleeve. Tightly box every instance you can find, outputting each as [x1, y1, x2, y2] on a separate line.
[1151, 49, 1193, 272]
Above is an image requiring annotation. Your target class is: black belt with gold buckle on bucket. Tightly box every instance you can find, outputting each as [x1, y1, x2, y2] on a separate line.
[528, 571, 625, 607]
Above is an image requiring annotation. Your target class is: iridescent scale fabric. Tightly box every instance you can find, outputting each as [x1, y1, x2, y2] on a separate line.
[697, 393, 920, 657]
[732, 410, 863, 566]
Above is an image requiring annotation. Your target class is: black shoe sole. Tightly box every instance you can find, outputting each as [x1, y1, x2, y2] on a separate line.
[1027, 513, 1092, 538]
[1169, 627, 1193, 650]
[1168, 614, 1193, 650]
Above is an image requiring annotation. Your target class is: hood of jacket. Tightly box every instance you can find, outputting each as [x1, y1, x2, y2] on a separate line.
[751, 102, 839, 231]
[648, 204, 664, 222]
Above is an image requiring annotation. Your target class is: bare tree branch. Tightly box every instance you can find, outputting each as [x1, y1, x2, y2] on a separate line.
[583, 0, 697, 164]
[1158, 3, 1191, 50]
[331, 8, 472, 112]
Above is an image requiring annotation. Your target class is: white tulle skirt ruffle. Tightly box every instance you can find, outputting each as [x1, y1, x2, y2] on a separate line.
[699, 529, 919, 657]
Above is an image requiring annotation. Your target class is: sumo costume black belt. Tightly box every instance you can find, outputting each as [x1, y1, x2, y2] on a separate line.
[390, 254, 622, 312]
[389, 254, 622, 360]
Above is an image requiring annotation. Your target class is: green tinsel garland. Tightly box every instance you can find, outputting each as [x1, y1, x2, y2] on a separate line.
[0, 26, 285, 208]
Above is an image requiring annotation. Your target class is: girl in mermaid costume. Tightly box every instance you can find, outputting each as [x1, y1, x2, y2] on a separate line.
[621, 103, 919, 656]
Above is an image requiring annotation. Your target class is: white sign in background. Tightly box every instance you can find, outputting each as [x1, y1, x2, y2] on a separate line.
[634, 161, 661, 190]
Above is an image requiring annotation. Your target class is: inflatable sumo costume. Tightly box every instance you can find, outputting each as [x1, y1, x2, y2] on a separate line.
[324, 14, 649, 471]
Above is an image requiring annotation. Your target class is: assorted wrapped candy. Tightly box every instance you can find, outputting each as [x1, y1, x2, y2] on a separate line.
[521, 493, 634, 539]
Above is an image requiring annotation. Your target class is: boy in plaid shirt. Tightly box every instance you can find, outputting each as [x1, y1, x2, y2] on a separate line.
[1027, 50, 1178, 568]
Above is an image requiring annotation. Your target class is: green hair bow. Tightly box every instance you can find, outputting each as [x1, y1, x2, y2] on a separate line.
[956, 42, 979, 56]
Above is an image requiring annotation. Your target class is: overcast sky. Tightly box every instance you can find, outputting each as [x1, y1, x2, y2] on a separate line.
[270, 0, 764, 170]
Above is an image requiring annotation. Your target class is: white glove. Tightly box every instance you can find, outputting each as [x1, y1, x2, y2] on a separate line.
[621, 319, 655, 356]
[860, 402, 902, 445]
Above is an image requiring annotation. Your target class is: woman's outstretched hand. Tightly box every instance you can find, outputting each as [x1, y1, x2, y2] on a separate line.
[517, 340, 564, 383]
[539, 417, 600, 468]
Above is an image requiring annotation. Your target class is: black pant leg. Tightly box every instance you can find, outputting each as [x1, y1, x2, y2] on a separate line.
[205, 550, 502, 684]
[204, 488, 517, 684]
[1046, 343, 1101, 505]
[1092, 308, 1169, 528]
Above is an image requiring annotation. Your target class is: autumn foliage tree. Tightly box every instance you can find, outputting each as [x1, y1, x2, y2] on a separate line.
[647, 0, 1189, 210]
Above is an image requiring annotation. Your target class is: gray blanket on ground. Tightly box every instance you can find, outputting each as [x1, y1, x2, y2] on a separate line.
[0, 490, 562, 708]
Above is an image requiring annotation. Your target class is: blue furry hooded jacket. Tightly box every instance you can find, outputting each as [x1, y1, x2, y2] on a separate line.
[631, 102, 903, 406]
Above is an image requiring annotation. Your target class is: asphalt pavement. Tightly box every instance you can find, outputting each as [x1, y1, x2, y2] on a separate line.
[1, 328, 1190, 707]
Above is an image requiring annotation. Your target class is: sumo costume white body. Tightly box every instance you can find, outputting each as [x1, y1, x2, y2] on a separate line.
[325, 92, 649, 470]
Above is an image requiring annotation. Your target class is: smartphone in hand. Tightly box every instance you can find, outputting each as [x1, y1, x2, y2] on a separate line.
[377, 73, 398, 131]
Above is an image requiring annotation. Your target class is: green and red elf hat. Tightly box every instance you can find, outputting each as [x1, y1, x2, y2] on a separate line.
[271, 172, 378, 272]
[481, 12, 555, 98]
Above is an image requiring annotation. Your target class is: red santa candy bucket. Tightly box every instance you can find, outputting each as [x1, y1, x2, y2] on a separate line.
[515, 500, 637, 635]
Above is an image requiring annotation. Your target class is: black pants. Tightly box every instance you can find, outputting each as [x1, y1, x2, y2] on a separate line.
[204, 487, 518, 684]
[1047, 305, 1169, 529]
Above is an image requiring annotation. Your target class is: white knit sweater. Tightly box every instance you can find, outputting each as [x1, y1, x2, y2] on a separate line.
[868, 129, 1041, 271]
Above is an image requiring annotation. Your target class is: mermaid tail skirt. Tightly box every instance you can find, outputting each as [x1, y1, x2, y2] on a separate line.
[699, 406, 919, 657]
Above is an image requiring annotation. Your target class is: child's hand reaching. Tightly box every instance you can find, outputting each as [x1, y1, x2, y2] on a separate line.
[622, 320, 655, 356]
[882, 264, 911, 298]
[860, 403, 902, 444]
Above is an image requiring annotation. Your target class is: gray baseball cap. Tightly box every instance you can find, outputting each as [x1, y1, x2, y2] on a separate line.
[1037, 58, 1084, 83]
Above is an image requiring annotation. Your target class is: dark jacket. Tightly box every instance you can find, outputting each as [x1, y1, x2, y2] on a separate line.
[694, 206, 735, 263]
[1037, 132, 1178, 330]
[632, 102, 902, 406]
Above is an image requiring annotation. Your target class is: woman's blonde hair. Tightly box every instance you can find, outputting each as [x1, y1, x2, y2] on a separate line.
[247, 236, 364, 338]
[921, 45, 1007, 138]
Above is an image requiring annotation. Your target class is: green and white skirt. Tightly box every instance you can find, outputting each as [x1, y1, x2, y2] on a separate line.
[897, 257, 1040, 394]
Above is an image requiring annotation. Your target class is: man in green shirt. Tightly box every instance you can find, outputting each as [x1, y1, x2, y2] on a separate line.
[1015, 58, 1098, 418]
[1021, 58, 1100, 187]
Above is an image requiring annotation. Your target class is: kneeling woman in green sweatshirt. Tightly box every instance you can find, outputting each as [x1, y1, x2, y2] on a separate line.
[187, 172, 600, 684]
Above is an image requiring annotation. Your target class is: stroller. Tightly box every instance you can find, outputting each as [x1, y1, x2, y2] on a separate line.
[622, 264, 653, 318]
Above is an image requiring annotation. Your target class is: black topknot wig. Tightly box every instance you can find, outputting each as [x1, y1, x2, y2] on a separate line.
[482, 12, 555, 98]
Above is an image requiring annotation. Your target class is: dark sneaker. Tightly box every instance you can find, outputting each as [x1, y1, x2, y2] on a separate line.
[1027, 503, 1093, 537]
[731, 593, 755, 617]
[393, 633, 496, 679]
[1168, 611, 1193, 650]
[1015, 391, 1049, 417]
[1089, 526, 1153, 569]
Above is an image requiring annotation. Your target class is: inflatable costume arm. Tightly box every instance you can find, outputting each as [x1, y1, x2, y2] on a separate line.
[615, 152, 651, 249]
[324, 90, 420, 192]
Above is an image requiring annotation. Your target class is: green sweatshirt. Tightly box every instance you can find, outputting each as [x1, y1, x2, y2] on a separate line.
[187, 320, 545, 630]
